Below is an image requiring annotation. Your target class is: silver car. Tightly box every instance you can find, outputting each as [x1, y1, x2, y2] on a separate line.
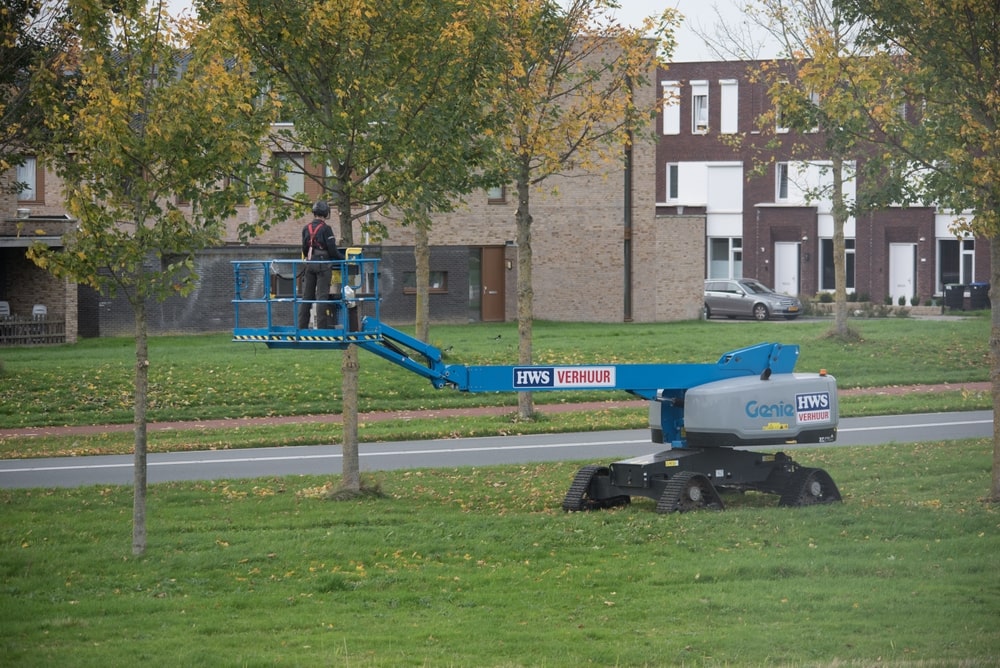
[704, 278, 802, 321]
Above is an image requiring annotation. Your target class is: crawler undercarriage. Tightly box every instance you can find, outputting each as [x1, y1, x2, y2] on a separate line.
[562, 447, 841, 513]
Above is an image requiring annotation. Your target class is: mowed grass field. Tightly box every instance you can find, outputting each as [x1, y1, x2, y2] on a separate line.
[1, 315, 997, 666]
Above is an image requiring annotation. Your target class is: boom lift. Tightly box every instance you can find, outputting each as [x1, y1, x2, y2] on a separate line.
[232, 255, 841, 513]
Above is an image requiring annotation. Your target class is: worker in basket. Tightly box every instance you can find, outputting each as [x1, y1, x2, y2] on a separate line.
[298, 201, 344, 329]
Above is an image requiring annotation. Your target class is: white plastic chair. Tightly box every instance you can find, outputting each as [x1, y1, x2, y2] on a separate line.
[32, 304, 47, 319]
[0, 301, 9, 319]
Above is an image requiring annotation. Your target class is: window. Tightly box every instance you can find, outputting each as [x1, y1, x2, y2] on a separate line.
[776, 162, 789, 201]
[662, 81, 680, 135]
[708, 237, 742, 279]
[275, 153, 306, 198]
[666, 163, 679, 200]
[16, 156, 42, 202]
[808, 91, 821, 132]
[691, 80, 708, 134]
[775, 81, 790, 133]
[720, 79, 738, 134]
[820, 238, 856, 291]
[487, 186, 506, 203]
[938, 238, 975, 291]
[403, 271, 448, 294]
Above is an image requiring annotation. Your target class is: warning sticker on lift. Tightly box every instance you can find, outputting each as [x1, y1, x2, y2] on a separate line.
[513, 366, 617, 389]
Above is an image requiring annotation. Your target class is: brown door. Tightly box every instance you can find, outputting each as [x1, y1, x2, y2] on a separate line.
[481, 246, 506, 322]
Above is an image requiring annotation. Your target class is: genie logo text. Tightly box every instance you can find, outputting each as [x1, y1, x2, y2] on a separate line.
[513, 366, 616, 389]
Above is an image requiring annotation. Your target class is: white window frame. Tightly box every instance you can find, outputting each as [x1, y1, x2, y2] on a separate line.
[691, 80, 709, 134]
[719, 79, 738, 134]
[807, 91, 821, 133]
[662, 81, 680, 135]
[707, 237, 743, 279]
[275, 153, 306, 199]
[16, 156, 39, 202]
[666, 163, 679, 201]
[776, 162, 790, 201]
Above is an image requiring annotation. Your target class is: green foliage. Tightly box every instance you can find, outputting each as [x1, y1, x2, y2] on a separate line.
[28, 1, 280, 300]
[0, 0, 67, 174]
[0, 440, 996, 666]
[839, 0, 1000, 235]
[222, 0, 506, 236]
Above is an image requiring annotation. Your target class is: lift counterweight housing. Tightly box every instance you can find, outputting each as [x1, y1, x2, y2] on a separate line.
[232, 255, 842, 513]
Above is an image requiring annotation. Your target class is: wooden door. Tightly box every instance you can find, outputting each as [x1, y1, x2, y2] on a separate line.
[481, 247, 506, 322]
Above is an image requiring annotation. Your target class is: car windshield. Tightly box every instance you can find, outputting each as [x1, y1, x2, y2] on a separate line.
[740, 279, 774, 295]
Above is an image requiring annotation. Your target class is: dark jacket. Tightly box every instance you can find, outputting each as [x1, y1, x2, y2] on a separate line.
[301, 219, 344, 260]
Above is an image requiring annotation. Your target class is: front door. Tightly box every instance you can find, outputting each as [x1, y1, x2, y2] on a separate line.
[481, 247, 506, 322]
[774, 242, 800, 295]
[889, 243, 916, 304]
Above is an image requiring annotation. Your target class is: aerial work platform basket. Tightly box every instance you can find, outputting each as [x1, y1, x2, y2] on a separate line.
[232, 251, 379, 349]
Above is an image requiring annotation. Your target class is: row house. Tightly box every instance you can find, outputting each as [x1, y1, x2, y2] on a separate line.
[5, 57, 991, 343]
[3, 54, 711, 341]
[656, 60, 990, 306]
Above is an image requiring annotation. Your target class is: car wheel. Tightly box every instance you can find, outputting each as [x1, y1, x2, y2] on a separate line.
[703, 304, 712, 319]
[752, 303, 770, 321]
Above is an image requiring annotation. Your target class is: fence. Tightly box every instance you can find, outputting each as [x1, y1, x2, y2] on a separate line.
[0, 316, 66, 346]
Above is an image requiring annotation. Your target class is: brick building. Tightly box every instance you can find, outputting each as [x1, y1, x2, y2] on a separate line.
[657, 60, 990, 306]
[4, 57, 992, 343]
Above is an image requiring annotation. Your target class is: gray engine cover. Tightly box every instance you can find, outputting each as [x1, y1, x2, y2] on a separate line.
[682, 373, 838, 447]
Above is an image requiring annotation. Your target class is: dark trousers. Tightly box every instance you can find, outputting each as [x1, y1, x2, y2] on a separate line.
[298, 262, 332, 329]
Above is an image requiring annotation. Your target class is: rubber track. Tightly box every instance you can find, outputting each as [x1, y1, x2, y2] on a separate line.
[562, 465, 604, 512]
[656, 471, 724, 514]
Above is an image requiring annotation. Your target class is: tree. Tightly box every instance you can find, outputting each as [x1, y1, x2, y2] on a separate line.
[29, 0, 281, 554]
[835, 0, 1000, 501]
[220, 0, 505, 494]
[490, 0, 676, 419]
[699, 0, 871, 339]
[0, 0, 68, 180]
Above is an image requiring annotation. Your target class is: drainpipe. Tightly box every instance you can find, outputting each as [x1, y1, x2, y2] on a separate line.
[624, 137, 633, 322]
[623, 77, 634, 322]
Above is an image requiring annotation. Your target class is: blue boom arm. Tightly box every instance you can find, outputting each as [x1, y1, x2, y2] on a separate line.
[231, 256, 801, 401]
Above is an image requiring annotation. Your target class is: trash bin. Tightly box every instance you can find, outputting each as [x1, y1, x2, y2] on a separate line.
[969, 282, 990, 310]
[944, 284, 966, 310]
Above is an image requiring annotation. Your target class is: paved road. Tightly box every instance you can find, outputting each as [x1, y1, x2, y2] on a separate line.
[0, 411, 991, 489]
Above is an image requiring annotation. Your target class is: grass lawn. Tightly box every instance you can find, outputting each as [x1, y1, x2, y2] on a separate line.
[0, 315, 996, 665]
[1, 440, 997, 666]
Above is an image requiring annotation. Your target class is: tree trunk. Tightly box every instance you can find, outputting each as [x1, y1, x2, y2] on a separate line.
[132, 298, 148, 556]
[515, 171, 534, 419]
[990, 237, 1000, 503]
[338, 193, 361, 492]
[415, 221, 430, 343]
[340, 344, 361, 491]
[831, 155, 850, 338]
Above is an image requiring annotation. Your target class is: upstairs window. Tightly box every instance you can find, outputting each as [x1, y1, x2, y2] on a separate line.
[662, 81, 680, 135]
[16, 156, 42, 202]
[720, 79, 738, 134]
[691, 81, 709, 134]
[275, 153, 306, 199]
[486, 186, 506, 203]
[776, 162, 789, 201]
